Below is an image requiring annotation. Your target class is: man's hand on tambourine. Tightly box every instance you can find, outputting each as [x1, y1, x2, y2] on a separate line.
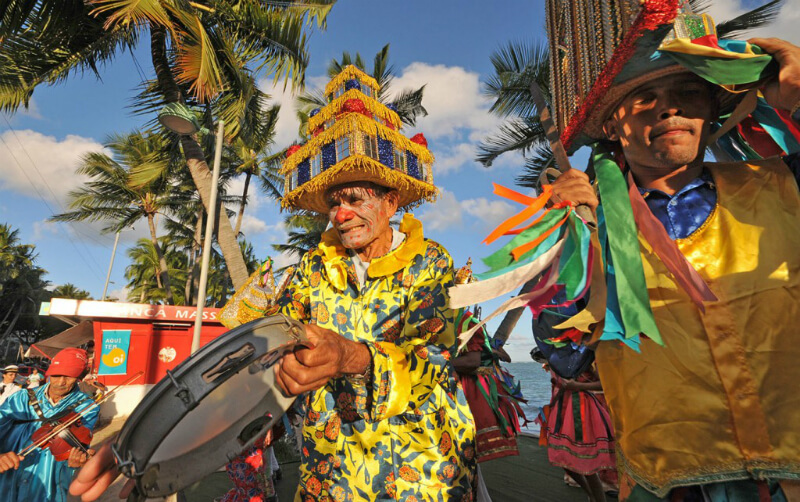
[69, 441, 136, 501]
[275, 324, 371, 396]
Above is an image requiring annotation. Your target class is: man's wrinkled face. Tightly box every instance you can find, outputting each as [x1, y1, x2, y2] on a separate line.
[48, 375, 78, 400]
[603, 73, 716, 172]
[326, 183, 397, 250]
[2, 372, 16, 384]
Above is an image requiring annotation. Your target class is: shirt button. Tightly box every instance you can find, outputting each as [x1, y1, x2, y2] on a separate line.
[668, 200, 677, 207]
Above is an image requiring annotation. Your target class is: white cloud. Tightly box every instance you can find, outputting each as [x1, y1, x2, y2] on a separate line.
[32, 220, 61, 241]
[389, 62, 500, 141]
[434, 143, 480, 175]
[705, 2, 799, 42]
[461, 197, 516, 231]
[418, 190, 464, 231]
[239, 214, 269, 236]
[257, 77, 317, 150]
[273, 251, 299, 271]
[0, 130, 104, 205]
[104, 286, 131, 302]
[420, 188, 522, 234]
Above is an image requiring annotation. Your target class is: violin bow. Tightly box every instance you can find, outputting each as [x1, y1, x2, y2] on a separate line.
[18, 371, 143, 459]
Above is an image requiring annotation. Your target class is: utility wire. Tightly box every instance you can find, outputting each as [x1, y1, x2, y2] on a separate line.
[0, 123, 106, 281]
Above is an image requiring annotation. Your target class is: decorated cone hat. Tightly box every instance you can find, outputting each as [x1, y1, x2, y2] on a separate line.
[545, 0, 779, 153]
[281, 65, 437, 213]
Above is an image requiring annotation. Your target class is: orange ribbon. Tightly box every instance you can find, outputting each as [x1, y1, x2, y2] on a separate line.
[483, 184, 553, 245]
[510, 206, 572, 260]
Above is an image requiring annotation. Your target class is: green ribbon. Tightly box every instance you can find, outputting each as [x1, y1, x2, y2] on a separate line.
[479, 208, 568, 278]
[593, 145, 662, 345]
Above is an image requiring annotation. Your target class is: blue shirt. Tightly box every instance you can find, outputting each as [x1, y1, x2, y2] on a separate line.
[638, 153, 800, 240]
[0, 383, 99, 502]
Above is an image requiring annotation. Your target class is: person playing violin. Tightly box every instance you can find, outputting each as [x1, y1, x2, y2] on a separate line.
[0, 348, 99, 501]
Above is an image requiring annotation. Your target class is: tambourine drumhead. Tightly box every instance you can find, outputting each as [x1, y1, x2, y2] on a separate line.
[112, 315, 307, 497]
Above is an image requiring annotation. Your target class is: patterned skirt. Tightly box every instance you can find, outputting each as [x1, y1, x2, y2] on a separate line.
[543, 388, 616, 475]
[460, 374, 521, 462]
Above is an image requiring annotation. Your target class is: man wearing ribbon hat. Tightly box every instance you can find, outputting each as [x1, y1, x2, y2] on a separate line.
[0, 365, 22, 406]
[538, 1, 800, 500]
[0, 348, 99, 501]
[229, 65, 476, 501]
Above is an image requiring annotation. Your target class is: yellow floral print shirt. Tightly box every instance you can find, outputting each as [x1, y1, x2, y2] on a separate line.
[276, 214, 476, 502]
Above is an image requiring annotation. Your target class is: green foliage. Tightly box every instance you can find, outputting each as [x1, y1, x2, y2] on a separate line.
[0, 224, 66, 352]
[51, 283, 92, 300]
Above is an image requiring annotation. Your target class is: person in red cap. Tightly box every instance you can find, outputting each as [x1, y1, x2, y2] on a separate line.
[0, 348, 99, 501]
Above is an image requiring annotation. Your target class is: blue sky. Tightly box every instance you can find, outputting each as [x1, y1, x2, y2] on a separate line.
[0, 1, 794, 361]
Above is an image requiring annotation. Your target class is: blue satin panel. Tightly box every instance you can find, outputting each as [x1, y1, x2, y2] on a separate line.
[638, 169, 717, 240]
[639, 158, 800, 241]
[0, 384, 99, 502]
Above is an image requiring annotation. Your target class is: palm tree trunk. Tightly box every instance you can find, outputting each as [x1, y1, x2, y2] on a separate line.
[147, 213, 174, 305]
[234, 171, 251, 238]
[185, 210, 203, 305]
[150, 26, 248, 290]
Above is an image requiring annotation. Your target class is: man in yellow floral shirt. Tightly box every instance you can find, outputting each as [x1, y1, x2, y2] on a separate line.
[66, 66, 476, 502]
[273, 181, 476, 501]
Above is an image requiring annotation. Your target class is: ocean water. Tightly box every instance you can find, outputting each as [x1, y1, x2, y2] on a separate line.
[502, 361, 553, 435]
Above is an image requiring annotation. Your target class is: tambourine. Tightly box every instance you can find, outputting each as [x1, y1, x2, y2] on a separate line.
[112, 314, 308, 498]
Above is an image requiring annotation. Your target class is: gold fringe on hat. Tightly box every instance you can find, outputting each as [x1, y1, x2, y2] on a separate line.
[282, 154, 437, 213]
[307, 89, 403, 133]
[324, 65, 381, 97]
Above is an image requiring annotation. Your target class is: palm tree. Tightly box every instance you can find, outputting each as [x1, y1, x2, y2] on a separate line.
[50, 131, 181, 304]
[272, 212, 328, 264]
[477, 0, 785, 189]
[0, 0, 336, 290]
[0, 224, 49, 342]
[230, 103, 283, 238]
[125, 237, 187, 304]
[51, 283, 92, 300]
[0, 224, 36, 298]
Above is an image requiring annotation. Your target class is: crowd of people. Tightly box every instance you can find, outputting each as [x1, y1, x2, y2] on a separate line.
[2, 3, 800, 501]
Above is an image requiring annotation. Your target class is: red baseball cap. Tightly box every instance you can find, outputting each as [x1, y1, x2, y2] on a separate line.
[46, 348, 88, 378]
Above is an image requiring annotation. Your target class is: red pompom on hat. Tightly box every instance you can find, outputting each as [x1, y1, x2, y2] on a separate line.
[410, 133, 428, 148]
[341, 98, 371, 118]
[46, 348, 88, 378]
[286, 144, 302, 158]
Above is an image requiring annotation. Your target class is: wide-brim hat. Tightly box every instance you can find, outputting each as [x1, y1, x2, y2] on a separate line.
[280, 65, 438, 214]
[546, 1, 777, 152]
[282, 147, 437, 214]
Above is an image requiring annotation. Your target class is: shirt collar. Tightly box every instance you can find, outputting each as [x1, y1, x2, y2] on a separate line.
[637, 167, 714, 199]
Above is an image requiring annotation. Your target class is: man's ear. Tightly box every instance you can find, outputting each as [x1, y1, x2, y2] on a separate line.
[385, 190, 400, 214]
[603, 117, 620, 142]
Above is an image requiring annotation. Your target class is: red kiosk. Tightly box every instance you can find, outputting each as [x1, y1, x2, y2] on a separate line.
[40, 298, 229, 419]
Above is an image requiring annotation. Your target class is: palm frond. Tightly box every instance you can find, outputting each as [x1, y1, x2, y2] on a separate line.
[515, 144, 555, 190]
[476, 117, 547, 167]
[715, 0, 783, 39]
[483, 40, 550, 118]
[389, 85, 427, 126]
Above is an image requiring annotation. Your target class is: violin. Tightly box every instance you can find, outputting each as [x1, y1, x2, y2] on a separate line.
[29, 410, 93, 461]
[17, 371, 143, 462]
